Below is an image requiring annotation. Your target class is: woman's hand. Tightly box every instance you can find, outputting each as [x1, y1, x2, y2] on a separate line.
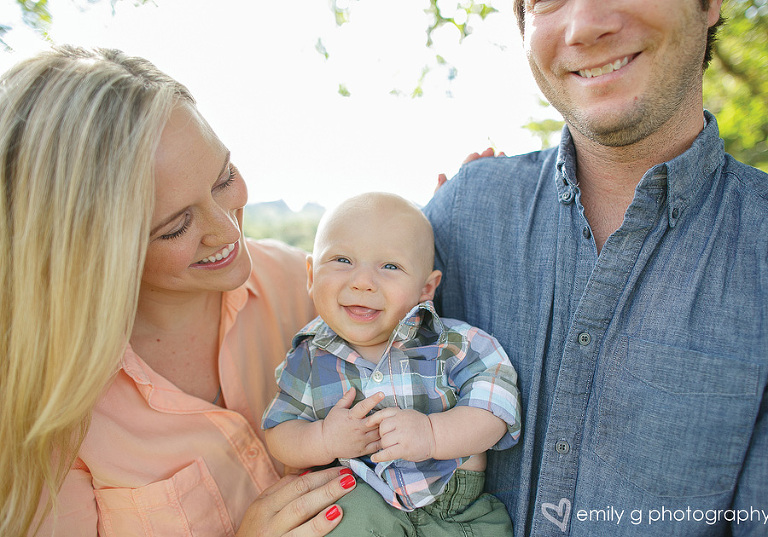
[236, 467, 356, 537]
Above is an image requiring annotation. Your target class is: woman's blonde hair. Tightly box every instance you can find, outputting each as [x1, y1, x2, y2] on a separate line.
[0, 45, 194, 536]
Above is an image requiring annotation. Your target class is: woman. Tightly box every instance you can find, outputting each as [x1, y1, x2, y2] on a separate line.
[0, 45, 353, 536]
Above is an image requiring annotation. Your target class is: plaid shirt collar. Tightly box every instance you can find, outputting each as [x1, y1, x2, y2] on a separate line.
[293, 300, 446, 362]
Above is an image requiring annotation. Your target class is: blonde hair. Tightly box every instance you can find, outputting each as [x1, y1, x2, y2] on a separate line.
[0, 46, 193, 536]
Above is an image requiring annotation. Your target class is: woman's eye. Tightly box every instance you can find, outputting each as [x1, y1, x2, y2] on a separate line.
[160, 214, 191, 240]
[215, 164, 238, 190]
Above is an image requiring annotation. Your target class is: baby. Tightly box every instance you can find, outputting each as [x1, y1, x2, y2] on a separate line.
[262, 192, 521, 536]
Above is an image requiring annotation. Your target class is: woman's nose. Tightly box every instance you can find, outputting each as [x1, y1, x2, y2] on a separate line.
[201, 204, 241, 246]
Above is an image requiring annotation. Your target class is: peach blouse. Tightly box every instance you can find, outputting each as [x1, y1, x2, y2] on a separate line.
[40, 239, 314, 536]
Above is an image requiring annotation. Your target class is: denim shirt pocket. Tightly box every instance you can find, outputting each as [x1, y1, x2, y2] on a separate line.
[595, 336, 760, 498]
[94, 458, 235, 536]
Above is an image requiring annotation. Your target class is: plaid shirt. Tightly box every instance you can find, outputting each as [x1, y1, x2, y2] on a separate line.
[262, 301, 521, 511]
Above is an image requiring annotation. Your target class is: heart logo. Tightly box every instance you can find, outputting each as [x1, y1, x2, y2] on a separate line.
[542, 498, 571, 533]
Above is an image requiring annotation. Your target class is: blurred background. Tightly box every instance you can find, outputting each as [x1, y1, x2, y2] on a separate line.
[2, 0, 766, 249]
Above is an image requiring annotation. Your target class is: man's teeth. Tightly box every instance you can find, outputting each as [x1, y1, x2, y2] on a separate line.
[578, 56, 629, 79]
[198, 243, 235, 264]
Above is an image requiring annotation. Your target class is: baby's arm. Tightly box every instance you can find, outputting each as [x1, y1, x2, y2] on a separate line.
[265, 388, 385, 469]
[366, 406, 506, 463]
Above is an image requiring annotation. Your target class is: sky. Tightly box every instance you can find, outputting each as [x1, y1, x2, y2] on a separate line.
[0, 0, 559, 211]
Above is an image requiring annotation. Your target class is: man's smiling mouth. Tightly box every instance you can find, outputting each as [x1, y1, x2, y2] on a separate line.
[577, 56, 630, 79]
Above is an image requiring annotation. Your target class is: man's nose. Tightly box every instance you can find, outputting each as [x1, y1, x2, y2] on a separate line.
[563, 0, 623, 47]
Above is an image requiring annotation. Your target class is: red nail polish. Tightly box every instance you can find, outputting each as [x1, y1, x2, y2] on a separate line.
[299, 469, 311, 476]
[339, 468, 353, 476]
[340, 474, 355, 489]
[325, 505, 341, 521]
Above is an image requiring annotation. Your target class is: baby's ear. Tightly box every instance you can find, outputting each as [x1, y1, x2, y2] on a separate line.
[306, 255, 314, 296]
[419, 270, 442, 301]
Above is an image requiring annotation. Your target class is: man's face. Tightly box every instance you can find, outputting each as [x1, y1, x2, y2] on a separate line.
[521, 0, 722, 147]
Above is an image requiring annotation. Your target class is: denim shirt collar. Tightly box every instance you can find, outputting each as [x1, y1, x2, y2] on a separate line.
[555, 111, 725, 228]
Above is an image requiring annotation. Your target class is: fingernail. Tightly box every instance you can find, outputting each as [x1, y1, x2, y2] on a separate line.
[325, 505, 341, 521]
[339, 468, 354, 476]
[340, 475, 356, 489]
[299, 469, 311, 476]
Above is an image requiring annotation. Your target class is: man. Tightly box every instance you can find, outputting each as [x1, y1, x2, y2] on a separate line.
[424, 1, 767, 535]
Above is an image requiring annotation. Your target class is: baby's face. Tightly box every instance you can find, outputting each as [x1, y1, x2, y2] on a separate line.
[307, 201, 439, 361]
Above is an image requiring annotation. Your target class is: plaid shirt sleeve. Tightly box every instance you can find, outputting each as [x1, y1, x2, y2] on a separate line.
[442, 320, 522, 450]
[261, 338, 316, 430]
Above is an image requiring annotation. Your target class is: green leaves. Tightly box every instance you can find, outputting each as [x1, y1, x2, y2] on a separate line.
[704, 0, 768, 171]
[424, 0, 498, 47]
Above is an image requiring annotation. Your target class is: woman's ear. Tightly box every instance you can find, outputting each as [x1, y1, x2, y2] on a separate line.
[419, 270, 442, 301]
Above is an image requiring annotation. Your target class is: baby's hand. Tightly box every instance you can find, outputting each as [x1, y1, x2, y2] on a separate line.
[321, 388, 384, 460]
[367, 408, 435, 463]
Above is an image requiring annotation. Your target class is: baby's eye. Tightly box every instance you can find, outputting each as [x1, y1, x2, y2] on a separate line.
[383, 263, 399, 270]
[335, 257, 351, 264]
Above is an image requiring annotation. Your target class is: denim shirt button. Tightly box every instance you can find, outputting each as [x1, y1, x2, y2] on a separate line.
[560, 190, 574, 204]
[556, 440, 570, 454]
[372, 370, 384, 383]
[582, 226, 591, 239]
[577, 332, 591, 346]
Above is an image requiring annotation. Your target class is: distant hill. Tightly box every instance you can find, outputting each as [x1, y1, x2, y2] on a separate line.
[243, 200, 325, 252]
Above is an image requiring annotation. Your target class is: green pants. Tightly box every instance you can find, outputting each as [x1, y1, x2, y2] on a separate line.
[332, 469, 513, 537]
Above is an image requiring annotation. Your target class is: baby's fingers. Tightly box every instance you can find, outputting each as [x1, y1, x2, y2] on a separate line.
[370, 445, 400, 464]
[365, 407, 397, 427]
[350, 391, 385, 419]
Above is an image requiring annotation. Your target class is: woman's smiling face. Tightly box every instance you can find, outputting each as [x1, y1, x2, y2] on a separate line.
[142, 103, 251, 296]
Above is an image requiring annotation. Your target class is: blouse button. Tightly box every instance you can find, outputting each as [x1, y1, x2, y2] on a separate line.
[372, 371, 384, 383]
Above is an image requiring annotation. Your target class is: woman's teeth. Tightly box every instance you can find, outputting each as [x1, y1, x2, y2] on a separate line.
[578, 56, 629, 79]
[198, 243, 235, 264]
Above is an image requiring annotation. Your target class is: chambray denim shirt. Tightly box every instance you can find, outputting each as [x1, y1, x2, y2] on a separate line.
[424, 112, 768, 536]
